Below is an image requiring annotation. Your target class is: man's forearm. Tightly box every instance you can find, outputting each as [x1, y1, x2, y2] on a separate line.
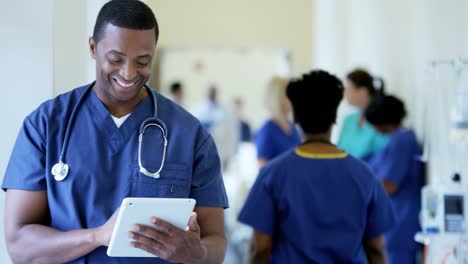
[7, 224, 100, 264]
[364, 236, 388, 264]
[364, 245, 387, 264]
[248, 243, 270, 264]
[197, 235, 227, 264]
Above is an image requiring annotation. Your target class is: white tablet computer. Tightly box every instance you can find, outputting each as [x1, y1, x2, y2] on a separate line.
[107, 197, 196, 257]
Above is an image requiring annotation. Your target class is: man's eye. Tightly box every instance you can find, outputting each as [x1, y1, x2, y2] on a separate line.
[109, 59, 122, 64]
[136, 59, 150, 66]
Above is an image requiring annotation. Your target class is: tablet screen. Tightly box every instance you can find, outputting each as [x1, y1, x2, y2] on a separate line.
[107, 197, 196, 257]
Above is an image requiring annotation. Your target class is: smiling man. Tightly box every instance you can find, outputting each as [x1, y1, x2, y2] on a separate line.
[2, 1, 228, 263]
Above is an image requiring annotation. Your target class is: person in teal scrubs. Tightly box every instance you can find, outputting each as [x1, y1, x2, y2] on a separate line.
[338, 69, 389, 161]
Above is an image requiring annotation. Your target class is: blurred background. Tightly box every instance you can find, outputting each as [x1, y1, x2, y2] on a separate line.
[1, 0, 467, 263]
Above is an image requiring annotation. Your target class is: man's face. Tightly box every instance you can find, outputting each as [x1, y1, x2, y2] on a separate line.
[89, 23, 156, 105]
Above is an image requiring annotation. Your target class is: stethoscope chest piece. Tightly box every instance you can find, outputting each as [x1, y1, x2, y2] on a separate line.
[140, 167, 161, 178]
[52, 162, 69, 181]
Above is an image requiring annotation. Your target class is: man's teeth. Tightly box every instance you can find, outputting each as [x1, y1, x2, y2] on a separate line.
[116, 79, 135, 87]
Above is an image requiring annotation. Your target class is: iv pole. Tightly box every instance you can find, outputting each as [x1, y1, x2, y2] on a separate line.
[429, 58, 468, 185]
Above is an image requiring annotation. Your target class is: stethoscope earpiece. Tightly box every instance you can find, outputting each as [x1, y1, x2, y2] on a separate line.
[52, 162, 69, 181]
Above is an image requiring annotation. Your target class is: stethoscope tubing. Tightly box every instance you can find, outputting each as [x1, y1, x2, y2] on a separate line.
[52, 83, 167, 181]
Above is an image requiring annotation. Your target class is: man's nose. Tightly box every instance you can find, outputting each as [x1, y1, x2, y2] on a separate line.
[120, 62, 137, 82]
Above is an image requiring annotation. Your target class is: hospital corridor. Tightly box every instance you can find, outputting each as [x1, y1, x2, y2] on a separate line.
[1, 0, 468, 263]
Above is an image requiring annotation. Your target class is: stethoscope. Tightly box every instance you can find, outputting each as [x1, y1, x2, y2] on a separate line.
[51, 83, 168, 181]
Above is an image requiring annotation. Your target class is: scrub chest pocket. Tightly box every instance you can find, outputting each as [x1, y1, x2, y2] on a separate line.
[131, 163, 190, 198]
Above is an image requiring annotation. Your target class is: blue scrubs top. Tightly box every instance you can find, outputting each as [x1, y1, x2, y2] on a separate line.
[338, 111, 390, 160]
[254, 119, 301, 160]
[240, 120, 252, 142]
[238, 148, 396, 263]
[369, 129, 423, 264]
[2, 83, 229, 264]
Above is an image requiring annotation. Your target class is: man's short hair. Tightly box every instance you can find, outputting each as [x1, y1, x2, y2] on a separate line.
[93, 0, 159, 44]
[286, 70, 343, 134]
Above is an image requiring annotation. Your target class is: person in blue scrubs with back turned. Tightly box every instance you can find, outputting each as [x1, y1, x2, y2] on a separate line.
[2, 1, 228, 263]
[255, 76, 301, 168]
[238, 70, 396, 263]
[338, 69, 389, 161]
[366, 95, 423, 264]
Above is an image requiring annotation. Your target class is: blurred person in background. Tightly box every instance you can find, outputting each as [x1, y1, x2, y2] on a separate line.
[192, 85, 239, 169]
[254, 77, 301, 168]
[169, 81, 184, 106]
[338, 68, 389, 161]
[233, 97, 252, 142]
[239, 70, 395, 264]
[366, 95, 423, 264]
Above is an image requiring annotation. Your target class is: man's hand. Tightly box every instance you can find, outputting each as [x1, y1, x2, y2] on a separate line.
[129, 212, 207, 264]
[94, 208, 120, 247]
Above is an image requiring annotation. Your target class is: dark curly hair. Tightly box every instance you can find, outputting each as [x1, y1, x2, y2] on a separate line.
[286, 70, 343, 134]
[365, 95, 407, 126]
[93, 0, 159, 45]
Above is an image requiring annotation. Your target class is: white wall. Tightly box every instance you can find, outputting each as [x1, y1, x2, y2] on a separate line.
[147, 0, 313, 77]
[159, 48, 291, 129]
[313, 0, 468, 186]
[54, 0, 108, 95]
[0, 1, 54, 262]
[146, 0, 314, 115]
[53, 1, 89, 93]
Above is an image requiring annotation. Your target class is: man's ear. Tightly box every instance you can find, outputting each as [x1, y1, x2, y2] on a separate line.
[89, 37, 97, 59]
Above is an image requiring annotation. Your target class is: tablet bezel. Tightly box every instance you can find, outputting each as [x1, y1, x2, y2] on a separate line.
[107, 197, 196, 257]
